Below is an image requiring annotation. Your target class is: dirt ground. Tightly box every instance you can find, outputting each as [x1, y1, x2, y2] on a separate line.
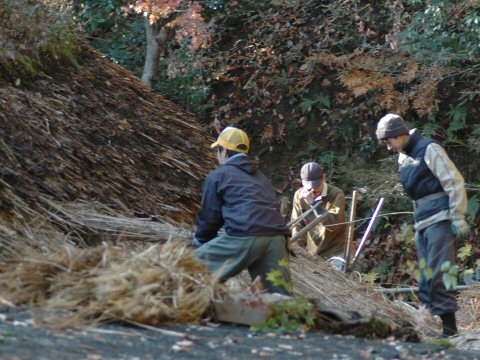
[0, 307, 478, 360]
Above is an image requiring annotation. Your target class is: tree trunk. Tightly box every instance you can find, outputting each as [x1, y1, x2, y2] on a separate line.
[141, 19, 165, 89]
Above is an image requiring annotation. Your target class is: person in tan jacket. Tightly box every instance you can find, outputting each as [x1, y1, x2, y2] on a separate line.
[290, 162, 347, 269]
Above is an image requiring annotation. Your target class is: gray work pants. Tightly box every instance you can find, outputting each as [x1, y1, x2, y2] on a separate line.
[416, 220, 459, 316]
[194, 234, 291, 295]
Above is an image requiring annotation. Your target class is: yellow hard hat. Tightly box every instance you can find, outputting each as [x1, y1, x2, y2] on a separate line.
[211, 127, 250, 153]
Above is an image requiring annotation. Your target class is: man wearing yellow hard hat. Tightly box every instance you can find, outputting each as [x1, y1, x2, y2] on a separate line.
[193, 127, 291, 294]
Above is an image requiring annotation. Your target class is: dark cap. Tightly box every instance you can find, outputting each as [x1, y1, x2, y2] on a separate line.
[301, 162, 323, 190]
[375, 113, 409, 140]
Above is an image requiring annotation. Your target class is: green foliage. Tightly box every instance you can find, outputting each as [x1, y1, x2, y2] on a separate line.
[422, 121, 441, 138]
[72, 0, 145, 72]
[457, 244, 472, 263]
[300, 93, 330, 114]
[407, 259, 420, 282]
[372, 260, 392, 277]
[271, 0, 296, 6]
[251, 296, 315, 333]
[301, 98, 317, 114]
[420, 105, 440, 138]
[270, 73, 292, 89]
[0, 0, 80, 77]
[467, 194, 480, 220]
[359, 137, 378, 159]
[294, 142, 319, 160]
[418, 258, 434, 281]
[322, 0, 385, 52]
[399, 1, 480, 65]
[447, 102, 468, 125]
[332, 113, 358, 148]
[318, 151, 336, 181]
[370, 210, 391, 235]
[400, 224, 415, 246]
[446, 102, 467, 142]
[252, 260, 314, 334]
[266, 258, 293, 293]
[362, 272, 378, 285]
[201, 0, 229, 12]
[18, 56, 38, 77]
[413, 246, 478, 289]
[441, 261, 459, 290]
[425, 337, 454, 348]
[316, 93, 331, 109]
[156, 43, 213, 117]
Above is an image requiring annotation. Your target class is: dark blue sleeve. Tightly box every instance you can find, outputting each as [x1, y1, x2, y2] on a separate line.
[194, 172, 224, 244]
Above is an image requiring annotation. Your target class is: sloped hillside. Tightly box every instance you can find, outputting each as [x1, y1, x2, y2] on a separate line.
[0, 0, 215, 225]
[205, 1, 480, 190]
[199, 0, 480, 287]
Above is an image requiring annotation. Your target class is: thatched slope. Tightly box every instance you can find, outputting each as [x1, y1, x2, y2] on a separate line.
[0, 1, 215, 223]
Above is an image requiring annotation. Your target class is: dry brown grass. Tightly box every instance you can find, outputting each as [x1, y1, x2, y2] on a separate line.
[228, 244, 438, 336]
[457, 286, 480, 331]
[288, 244, 440, 335]
[0, 195, 470, 341]
[0, 241, 219, 327]
[0, 192, 195, 261]
[449, 286, 480, 351]
[0, 195, 218, 328]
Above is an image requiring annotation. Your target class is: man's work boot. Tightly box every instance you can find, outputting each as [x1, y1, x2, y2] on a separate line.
[440, 312, 457, 337]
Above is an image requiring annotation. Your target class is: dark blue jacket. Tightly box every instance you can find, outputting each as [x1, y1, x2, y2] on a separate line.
[400, 131, 449, 222]
[195, 154, 290, 244]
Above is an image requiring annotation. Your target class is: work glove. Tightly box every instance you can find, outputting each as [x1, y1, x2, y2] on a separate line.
[304, 203, 326, 224]
[192, 237, 204, 248]
[286, 237, 296, 257]
[452, 219, 469, 239]
[299, 188, 315, 205]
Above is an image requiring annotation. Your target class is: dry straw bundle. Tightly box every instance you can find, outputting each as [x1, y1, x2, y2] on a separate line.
[0, 194, 434, 335]
[0, 241, 220, 327]
[288, 245, 446, 337]
[0, 188, 80, 261]
[0, 196, 218, 327]
[290, 245, 414, 324]
[38, 196, 195, 243]
[0, 192, 196, 260]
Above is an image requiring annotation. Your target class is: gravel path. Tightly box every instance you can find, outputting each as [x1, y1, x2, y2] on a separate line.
[0, 307, 479, 360]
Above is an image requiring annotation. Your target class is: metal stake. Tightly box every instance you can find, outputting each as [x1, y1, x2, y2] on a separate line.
[350, 197, 385, 268]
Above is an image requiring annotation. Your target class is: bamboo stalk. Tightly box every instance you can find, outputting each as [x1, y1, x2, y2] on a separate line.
[343, 190, 358, 272]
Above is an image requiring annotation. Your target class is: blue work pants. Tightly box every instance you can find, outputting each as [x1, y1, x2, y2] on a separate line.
[416, 220, 458, 315]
